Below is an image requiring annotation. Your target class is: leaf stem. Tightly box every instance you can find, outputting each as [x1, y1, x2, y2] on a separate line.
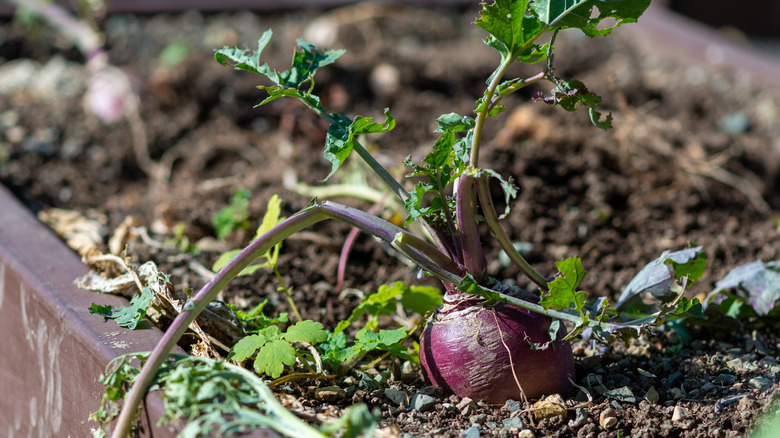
[110, 201, 458, 437]
[470, 57, 513, 168]
[475, 176, 549, 291]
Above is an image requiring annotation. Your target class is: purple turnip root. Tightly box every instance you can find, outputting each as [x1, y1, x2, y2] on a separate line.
[420, 292, 575, 404]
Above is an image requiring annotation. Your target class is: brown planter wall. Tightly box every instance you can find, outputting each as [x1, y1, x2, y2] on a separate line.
[0, 184, 181, 437]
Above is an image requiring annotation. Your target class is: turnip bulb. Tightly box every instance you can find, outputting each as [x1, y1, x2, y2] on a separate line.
[420, 290, 575, 404]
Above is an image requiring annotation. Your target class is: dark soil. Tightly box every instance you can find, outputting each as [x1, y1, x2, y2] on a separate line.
[2, 4, 780, 438]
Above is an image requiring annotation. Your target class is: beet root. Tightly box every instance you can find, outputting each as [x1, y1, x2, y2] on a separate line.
[420, 299, 575, 404]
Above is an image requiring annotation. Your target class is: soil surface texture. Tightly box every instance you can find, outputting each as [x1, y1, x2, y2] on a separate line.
[2, 4, 780, 438]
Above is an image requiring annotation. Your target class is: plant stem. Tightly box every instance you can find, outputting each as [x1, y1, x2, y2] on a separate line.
[110, 201, 458, 437]
[470, 57, 513, 168]
[273, 266, 302, 322]
[456, 171, 486, 279]
[475, 176, 549, 291]
[110, 206, 329, 438]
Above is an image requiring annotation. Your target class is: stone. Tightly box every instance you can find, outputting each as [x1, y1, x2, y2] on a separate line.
[470, 414, 487, 425]
[672, 405, 691, 422]
[668, 372, 684, 386]
[644, 387, 660, 404]
[518, 429, 535, 438]
[502, 416, 525, 431]
[748, 377, 771, 391]
[605, 386, 637, 403]
[401, 361, 417, 383]
[384, 389, 409, 406]
[411, 393, 437, 412]
[504, 399, 523, 413]
[713, 374, 737, 386]
[314, 386, 346, 402]
[459, 425, 481, 438]
[599, 407, 618, 429]
[669, 387, 685, 400]
[458, 397, 479, 416]
[532, 394, 567, 421]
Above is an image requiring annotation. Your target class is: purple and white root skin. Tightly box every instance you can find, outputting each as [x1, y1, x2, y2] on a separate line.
[420, 297, 575, 404]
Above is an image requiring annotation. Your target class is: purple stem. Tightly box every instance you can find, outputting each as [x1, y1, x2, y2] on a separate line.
[456, 171, 487, 280]
[110, 200, 459, 437]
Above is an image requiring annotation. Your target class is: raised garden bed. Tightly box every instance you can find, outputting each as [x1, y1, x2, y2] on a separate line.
[1, 1, 779, 437]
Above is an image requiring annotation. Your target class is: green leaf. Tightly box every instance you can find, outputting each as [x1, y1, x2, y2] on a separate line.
[319, 404, 378, 438]
[212, 195, 285, 275]
[89, 287, 155, 330]
[400, 285, 443, 315]
[255, 339, 296, 378]
[280, 39, 345, 88]
[541, 257, 588, 315]
[335, 282, 442, 333]
[707, 260, 780, 316]
[214, 29, 274, 76]
[354, 327, 408, 350]
[435, 113, 475, 132]
[475, 0, 544, 60]
[323, 108, 395, 181]
[228, 334, 269, 363]
[282, 320, 328, 344]
[211, 188, 251, 240]
[530, 0, 651, 36]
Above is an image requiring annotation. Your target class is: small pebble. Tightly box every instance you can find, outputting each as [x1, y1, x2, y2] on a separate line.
[458, 397, 479, 416]
[518, 429, 534, 438]
[605, 386, 637, 403]
[599, 407, 618, 429]
[669, 387, 685, 400]
[459, 425, 481, 438]
[470, 414, 487, 425]
[314, 386, 346, 402]
[668, 372, 684, 386]
[502, 416, 525, 431]
[700, 382, 717, 392]
[401, 361, 417, 383]
[384, 389, 408, 406]
[672, 405, 691, 422]
[504, 399, 522, 413]
[644, 387, 660, 404]
[748, 377, 771, 391]
[532, 394, 567, 421]
[713, 374, 737, 386]
[411, 393, 437, 412]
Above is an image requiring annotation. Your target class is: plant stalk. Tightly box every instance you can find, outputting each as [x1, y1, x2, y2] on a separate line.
[475, 176, 549, 291]
[109, 200, 458, 437]
[456, 171, 487, 279]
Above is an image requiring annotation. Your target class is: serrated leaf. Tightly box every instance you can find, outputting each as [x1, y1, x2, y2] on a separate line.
[228, 334, 269, 363]
[475, 0, 544, 60]
[323, 108, 395, 181]
[254, 339, 296, 378]
[354, 327, 408, 349]
[707, 260, 780, 316]
[530, 0, 651, 36]
[616, 246, 705, 309]
[541, 257, 588, 314]
[435, 113, 476, 132]
[90, 287, 154, 330]
[282, 320, 328, 344]
[214, 29, 274, 76]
